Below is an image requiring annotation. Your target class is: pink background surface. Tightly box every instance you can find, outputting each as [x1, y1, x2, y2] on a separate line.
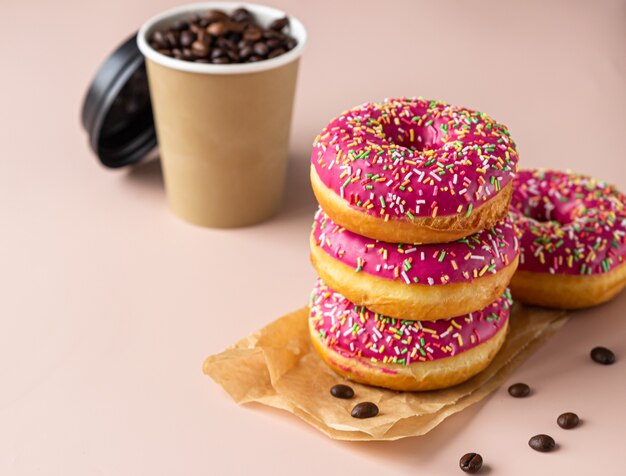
[1, 0, 625, 474]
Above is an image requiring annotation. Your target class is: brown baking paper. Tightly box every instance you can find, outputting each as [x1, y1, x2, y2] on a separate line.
[203, 303, 568, 441]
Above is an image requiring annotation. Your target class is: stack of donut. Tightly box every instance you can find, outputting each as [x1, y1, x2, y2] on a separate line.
[307, 98, 521, 391]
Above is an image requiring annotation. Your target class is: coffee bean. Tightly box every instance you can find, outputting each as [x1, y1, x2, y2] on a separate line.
[591, 346, 615, 365]
[232, 23, 247, 35]
[266, 38, 283, 49]
[182, 48, 194, 60]
[151, 30, 167, 48]
[180, 30, 195, 47]
[210, 48, 226, 60]
[269, 16, 289, 31]
[206, 9, 228, 23]
[268, 48, 286, 59]
[239, 46, 253, 59]
[264, 29, 283, 40]
[286, 37, 297, 50]
[508, 382, 530, 398]
[165, 31, 179, 48]
[557, 412, 579, 429]
[189, 22, 203, 34]
[173, 21, 189, 32]
[244, 26, 263, 41]
[207, 21, 228, 37]
[191, 40, 209, 57]
[330, 384, 354, 399]
[217, 37, 236, 51]
[459, 453, 483, 474]
[231, 7, 252, 23]
[226, 50, 240, 62]
[528, 434, 556, 452]
[351, 402, 379, 419]
[149, 8, 297, 64]
[252, 42, 269, 57]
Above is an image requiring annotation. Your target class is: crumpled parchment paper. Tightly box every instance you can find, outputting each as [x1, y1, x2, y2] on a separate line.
[203, 303, 568, 441]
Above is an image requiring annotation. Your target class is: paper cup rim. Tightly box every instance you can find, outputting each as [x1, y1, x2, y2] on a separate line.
[137, 2, 307, 75]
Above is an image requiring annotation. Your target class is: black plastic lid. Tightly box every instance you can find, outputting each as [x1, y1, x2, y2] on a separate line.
[81, 33, 156, 168]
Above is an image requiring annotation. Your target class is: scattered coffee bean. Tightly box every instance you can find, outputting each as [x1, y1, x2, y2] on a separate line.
[148, 8, 298, 64]
[528, 434, 556, 452]
[557, 412, 580, 429]
[590, 346, 615, 365]
[459, 453, 483, 474]
[508, 382, 531, 398]
[330, 384, 354, 399]
[351, 402, 379, 419]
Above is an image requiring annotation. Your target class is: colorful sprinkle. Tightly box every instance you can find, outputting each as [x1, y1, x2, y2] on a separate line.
[312, 98, 519, 219]
[310, 279, 512, 365]
[510, 169, 626, 276]
[312, 208, 519, 285]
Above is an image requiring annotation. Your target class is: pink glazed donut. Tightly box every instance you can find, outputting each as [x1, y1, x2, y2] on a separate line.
[509, 169, 626, 309]
[311, 97, 519, 244]
[309, 279, 511, 391]
[310, 208, 519, 320]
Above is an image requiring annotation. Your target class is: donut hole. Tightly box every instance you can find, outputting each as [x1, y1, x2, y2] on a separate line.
[523, 197, 578, 224]
[381, 123, 443, 152]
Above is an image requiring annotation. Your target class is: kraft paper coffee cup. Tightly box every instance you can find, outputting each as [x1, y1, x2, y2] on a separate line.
[138, 3, 306, 228]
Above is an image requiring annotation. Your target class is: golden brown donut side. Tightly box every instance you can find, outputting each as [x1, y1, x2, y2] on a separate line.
[510, 261, 626, 309]
[310, 234, 518, 321]
[311, 165, 513, 244]
[309, 318, 508, 391]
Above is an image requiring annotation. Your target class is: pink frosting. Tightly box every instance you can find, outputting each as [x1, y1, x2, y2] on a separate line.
[310, 279, 511, 365]
[510, 169, 626, 275]
[312, 207, 518, 285]
[312, 98, 519, 220]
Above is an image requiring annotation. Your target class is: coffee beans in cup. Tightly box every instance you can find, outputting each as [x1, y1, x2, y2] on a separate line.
[148, 8, 297, 64]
